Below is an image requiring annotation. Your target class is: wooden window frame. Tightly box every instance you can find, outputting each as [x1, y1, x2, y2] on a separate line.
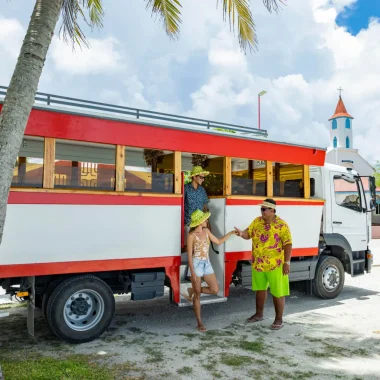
[43, 137, 55, 189]
[115, 145, 125, 192]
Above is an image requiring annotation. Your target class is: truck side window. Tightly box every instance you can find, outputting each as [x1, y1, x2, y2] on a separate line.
[334, 176, 362, 212]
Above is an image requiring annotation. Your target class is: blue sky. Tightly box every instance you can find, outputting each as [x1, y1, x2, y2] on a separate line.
[0, 0, 379, 165]
[336, 0, 380, 35]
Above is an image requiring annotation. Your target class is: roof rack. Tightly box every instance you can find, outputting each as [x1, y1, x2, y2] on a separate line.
[0, 85, 268, 138]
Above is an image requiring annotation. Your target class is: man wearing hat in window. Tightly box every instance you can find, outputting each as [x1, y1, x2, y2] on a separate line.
[234, 198, 292, 330]
[183, 166, 210, 278]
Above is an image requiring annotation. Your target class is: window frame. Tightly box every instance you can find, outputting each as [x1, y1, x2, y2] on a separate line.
[333, 175, 363, 213]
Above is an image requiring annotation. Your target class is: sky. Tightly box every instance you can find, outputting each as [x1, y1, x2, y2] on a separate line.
[0, 0, 379, 166]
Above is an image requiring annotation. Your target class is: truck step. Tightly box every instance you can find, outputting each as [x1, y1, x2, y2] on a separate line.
[352, 259, 365, 264]
[178, 295, 227, 307]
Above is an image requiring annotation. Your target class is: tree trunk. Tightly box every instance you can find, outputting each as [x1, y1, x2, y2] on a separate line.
[0, 0, 63, 245]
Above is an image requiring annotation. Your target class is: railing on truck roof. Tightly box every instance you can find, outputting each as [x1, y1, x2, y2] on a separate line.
[0, 85, 268, 138]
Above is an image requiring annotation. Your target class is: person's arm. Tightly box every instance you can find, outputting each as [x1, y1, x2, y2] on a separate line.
[206, 229, 235, 245]
[281, 223, 293, 275]
[283, 244, 292, 275]
[202, 187, 209, 212]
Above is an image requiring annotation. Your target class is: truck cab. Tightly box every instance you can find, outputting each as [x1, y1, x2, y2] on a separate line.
[309, 163, 376, 298]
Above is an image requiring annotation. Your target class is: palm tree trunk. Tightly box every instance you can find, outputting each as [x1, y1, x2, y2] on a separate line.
[0, 0, 63, 245]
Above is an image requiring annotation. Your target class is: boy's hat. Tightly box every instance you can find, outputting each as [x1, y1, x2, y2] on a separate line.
[190, 166, 210, 178]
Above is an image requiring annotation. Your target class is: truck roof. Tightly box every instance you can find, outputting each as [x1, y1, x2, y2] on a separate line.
[0, 85, 327, 153]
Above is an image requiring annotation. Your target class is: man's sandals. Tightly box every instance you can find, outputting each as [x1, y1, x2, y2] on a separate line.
[270, 323, 284, 330]
[246, 315, 264, 323]
[246, 315, 284, 330]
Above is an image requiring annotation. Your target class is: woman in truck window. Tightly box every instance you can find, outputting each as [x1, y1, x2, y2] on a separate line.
[182, 210, 235, 332]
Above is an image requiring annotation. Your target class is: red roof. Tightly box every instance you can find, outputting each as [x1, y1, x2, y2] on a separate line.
[329, 96, 353, 120]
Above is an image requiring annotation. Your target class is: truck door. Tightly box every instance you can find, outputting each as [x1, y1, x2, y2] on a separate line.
[330, 172, 367, 251]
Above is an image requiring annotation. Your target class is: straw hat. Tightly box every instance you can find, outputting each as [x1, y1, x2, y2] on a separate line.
[258, 199, 276, 209]
[190, 166, 210, 178]
[189, 209, 211, 228]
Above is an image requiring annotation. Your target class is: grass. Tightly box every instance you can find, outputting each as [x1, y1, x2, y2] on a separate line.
[184, 348, 202, 356]
[220, 353, 250, 367]
[291, 370, 317, 380]
[179, 333, 198, 340]
[206, 329, 234, 337]
[238, 340, 265, 353]
[305, 342, 370, 359]
[0, 355, 138, 380]
[0, 302, 27, 310]
[177, 366, 192, 375]
[144, 347, 164, 363]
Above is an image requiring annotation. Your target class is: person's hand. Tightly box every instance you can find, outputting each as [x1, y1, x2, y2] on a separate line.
[190, 272, 198, 284]
[234, 227, 243, 237]
[283, 263, 290, 275]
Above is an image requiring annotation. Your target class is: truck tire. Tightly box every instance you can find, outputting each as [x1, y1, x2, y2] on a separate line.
[46, 275, 115, 343]
[42, 279, 63, 321]
[312, 256, 345, 299]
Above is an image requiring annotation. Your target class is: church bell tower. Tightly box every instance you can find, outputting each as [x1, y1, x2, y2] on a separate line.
[328, 89, 354, 150]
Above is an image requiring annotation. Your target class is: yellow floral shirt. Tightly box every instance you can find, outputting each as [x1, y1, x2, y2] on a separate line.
[247, 216, 292, 272]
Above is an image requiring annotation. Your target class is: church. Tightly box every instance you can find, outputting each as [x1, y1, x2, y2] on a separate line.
[324, 92, 380, 236]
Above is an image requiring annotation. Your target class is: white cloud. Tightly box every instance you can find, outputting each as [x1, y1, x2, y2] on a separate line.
[0, 18, 25, 84]
[50, 36, 124, 74]
[0, 18, 24, 57]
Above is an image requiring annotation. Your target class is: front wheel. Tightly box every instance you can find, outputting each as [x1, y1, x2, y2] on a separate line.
[312, 256, 345, 299]
[46, 275, 115, 343]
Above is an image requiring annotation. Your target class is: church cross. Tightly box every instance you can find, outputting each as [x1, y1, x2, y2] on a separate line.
[337, 87, 343, 97]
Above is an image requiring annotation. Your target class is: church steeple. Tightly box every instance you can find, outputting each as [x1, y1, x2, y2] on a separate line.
[328, 95, 353, 120]
[328, 90, 354, 150]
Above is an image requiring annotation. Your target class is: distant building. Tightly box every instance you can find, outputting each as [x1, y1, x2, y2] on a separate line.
[324, 94, 380, 234]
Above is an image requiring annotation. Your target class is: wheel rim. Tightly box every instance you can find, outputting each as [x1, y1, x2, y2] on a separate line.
[63, 289, 105, 331]
[322, 265, 340, 292]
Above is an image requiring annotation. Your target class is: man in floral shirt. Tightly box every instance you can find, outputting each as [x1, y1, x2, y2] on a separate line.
[235, 198, 292, 330]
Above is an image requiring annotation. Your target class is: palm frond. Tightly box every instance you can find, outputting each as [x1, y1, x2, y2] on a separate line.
[59, 0, 104, 49]
[262, 0, 286, 13]
[219, 0, 257, 52]
[146, 0, 182, 39]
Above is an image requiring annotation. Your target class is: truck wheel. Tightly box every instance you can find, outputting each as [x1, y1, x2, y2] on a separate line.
[42, 280, 62, 321]
[312, 256, 345, 299]
[46, 275, 115, 343]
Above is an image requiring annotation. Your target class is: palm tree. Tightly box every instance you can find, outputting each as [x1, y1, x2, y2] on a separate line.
[0, 0, 284, 245]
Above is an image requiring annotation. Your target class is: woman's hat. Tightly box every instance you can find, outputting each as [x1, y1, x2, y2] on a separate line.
[190, 166, 210, 178]
[258, 198, 277, 209]
[189, 209, 211, 228]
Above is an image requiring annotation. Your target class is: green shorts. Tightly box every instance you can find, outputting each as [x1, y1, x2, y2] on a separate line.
[252, 265, 290, 298]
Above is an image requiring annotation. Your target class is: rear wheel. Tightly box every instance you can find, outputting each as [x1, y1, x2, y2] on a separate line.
[312, 256, 345, 299]
[46, 275, 115, 343]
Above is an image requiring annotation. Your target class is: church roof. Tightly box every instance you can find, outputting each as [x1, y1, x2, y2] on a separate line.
[329, 96, 353, 120]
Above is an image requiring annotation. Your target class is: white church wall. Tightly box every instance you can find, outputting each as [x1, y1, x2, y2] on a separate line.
[325, 149, 374, 176]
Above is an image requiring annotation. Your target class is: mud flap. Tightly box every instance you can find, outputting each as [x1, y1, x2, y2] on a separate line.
[27, 276, 35, 337]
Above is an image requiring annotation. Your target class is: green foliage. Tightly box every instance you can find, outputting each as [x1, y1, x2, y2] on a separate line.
[374, 161, 380, 187]
[60, 0, 104, 48]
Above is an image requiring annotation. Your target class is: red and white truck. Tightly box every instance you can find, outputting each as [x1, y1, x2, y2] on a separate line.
[0, 87, 376, 343]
